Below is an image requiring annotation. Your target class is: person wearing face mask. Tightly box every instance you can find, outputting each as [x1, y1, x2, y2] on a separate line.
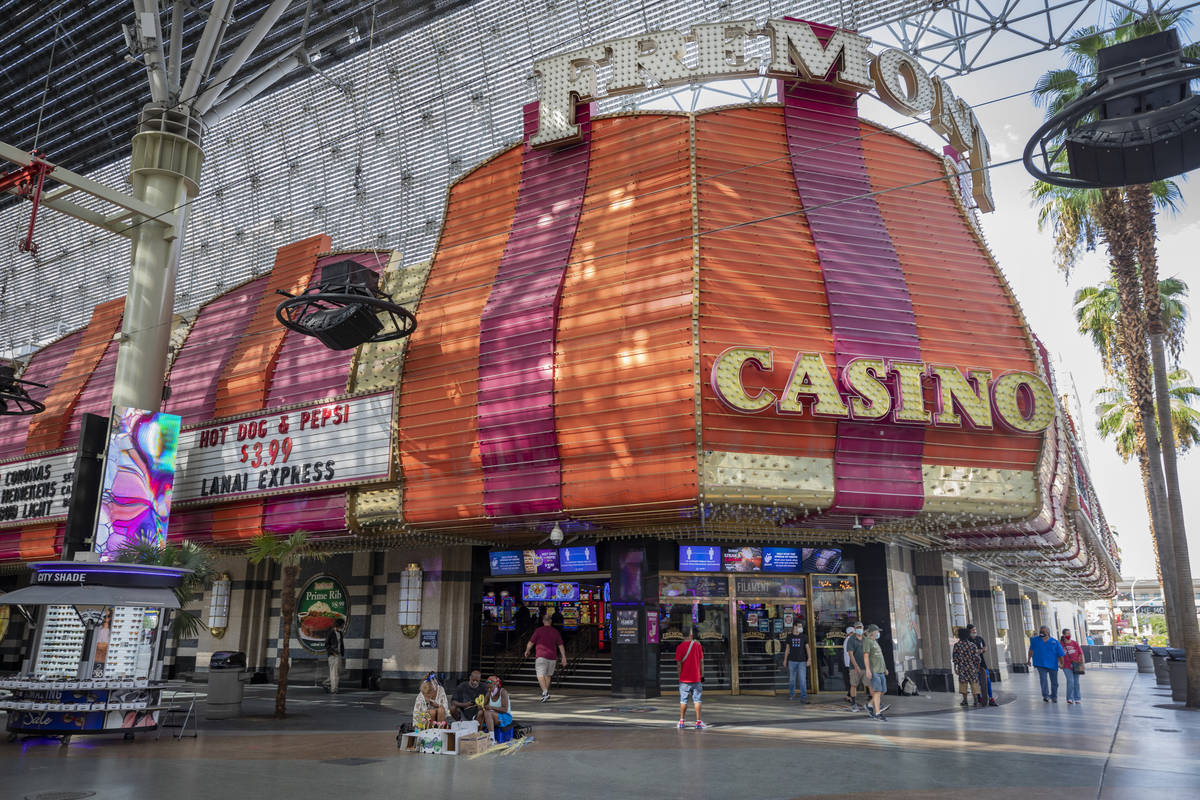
[782, 621, 811, 703]
[845, 623, 868, 712]
[1060, 629, 1085, 704]
[841, 625, 856, 703]
[862, 624, 890, 721]
[1027, 625, 1066, 702]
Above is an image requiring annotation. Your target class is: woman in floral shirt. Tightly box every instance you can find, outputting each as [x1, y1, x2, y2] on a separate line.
[953, 627, 983, 707]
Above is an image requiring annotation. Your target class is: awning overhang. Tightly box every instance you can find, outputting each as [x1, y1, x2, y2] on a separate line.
[0, 584, 181, 609]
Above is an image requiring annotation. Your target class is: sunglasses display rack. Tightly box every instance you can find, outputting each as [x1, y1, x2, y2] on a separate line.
[98, 606, 148, 680]
[32, 605, 86, 679]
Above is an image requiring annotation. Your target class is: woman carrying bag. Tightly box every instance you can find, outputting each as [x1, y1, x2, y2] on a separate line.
[1061, 628, 1085, 705]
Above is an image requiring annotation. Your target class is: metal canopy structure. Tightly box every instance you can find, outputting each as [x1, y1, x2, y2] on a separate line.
[0, 0, 1194, 360]
[0, 0, 473, 182]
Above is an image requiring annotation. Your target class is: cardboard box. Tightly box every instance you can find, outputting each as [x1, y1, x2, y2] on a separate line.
[399, 729, 458, 755]
[457, 733, 492, 756]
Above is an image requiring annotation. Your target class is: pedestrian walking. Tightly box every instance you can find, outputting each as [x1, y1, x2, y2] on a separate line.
[324, 617, 346, 694]
[966, 623, 998, 707]
[524, 614, 567, 702]
[845, 622, 867, 711]
[675, 628, 706, 729]
[782, 621, 810, 702]
[953, 627, 982, 707]
[1027, 626, 1066, 703]
[863, 623, 889, 721]
[1060, 628, 1085, 705]
[841, 624, 855, 703]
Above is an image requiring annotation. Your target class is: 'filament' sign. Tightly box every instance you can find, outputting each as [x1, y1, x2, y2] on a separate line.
[533, 17, 994, 212]
[172, 391, 394, 505]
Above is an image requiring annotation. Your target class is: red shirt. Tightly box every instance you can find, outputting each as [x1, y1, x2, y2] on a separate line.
[529, 625, 563, 660]
[675, 640, 704, 683]
[1062, 638, 1084, 667]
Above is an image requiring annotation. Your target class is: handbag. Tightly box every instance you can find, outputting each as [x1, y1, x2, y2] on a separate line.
[1071, 660, 1085, 675]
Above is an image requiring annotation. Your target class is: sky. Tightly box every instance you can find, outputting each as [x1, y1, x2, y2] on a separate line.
[899, 50, 1200, 582]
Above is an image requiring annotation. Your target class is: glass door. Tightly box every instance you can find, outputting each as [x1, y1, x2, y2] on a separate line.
[811, 574, 860, 693]
[658, 600, 732, 691]
[735, 600, 808, 694]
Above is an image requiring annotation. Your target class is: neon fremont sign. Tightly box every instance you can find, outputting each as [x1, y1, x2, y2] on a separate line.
[710, 348, 1055, 433]
[533, 18, 994, 212]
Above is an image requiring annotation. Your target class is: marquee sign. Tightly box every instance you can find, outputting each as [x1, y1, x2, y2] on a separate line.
[0, 451, 76, 529]
[710, 347, 1055, 433]
[533, 17, 994, 211]
[173, 391, 394, 506]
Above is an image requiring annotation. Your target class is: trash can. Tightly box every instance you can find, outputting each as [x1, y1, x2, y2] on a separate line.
[1152, 647, 1171, 685]
[1166, 649, 1188, 702]
[1135, 644, 1154, 674]
[206, 651, 250, 720]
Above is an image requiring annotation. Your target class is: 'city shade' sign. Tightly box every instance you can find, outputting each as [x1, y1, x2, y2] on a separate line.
[533, 17, 994, 211]
[710, 348, 1055, 433]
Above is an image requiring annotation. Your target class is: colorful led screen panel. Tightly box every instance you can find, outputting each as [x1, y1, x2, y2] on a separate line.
[558, 545, 597, 572]
[762, 547, 801, 572]
[723, 546, 762, 572]
[801, 548, 843, 574]
[93, 408, 181, 561]
[678, 545, 721, 572]
[523, 548, 559, 574]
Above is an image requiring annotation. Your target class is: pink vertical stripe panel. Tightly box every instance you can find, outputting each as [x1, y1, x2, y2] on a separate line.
[265, 252, 385, 408]
[61, 338, 120, 450]
[780, 44, 925, 518]
[165, 277, 268, 425]
[0, 332, 82, 459]
[262, 491, 347, 539]
[166, 507, 214, 546]
[476, 102, 593, 518]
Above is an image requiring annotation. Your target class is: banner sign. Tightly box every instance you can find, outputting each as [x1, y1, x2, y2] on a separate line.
[0, 451, 76, 529]
[296, 575, 349, 654]
[173, 392, 394, 506]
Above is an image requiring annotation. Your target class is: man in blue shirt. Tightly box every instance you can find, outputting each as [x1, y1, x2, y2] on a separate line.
[1027, 625, 1066, 702]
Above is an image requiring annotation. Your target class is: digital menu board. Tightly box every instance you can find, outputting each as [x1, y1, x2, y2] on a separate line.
[524, 549, 560, 574]
[723, 546, 762, 572]
[678, 545, 721, 572]
[559, 545, 597, 573]
[489, 550, 525, 576]
[762, 547, 800, 572]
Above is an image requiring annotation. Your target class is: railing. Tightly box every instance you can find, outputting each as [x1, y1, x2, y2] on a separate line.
[550, 627, 600, 688]
[1082, 645, 1136, 665]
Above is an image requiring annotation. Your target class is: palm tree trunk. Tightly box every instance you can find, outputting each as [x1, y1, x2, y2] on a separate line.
[1096, 187, 1181, 643]
[277, 563, 298, 717]
[1128, 183, 1200, 706]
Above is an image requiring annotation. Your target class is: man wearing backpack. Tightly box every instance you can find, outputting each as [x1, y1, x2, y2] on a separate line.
[676, 628, 706, 729]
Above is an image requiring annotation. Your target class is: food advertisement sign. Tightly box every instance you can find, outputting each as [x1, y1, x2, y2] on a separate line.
[723, 546, 762, 572]
[296, 575, 348, 653]
[523, 549, 559, 574]
[173, 392, 394, 506]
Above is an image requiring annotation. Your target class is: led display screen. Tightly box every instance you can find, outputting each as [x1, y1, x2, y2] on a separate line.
[801, 547, 843, 574]
[723, 546, 762, 572]
[558, 545, 597, 572]
[678, 545, 721, 572]
[762, 546, 801, 572]
[93, 409, 181, 562]
[489, 550, 525, 576]
[523, 549, 559, 574]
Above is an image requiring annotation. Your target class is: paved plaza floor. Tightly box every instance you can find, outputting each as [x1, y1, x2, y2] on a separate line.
[2, 665, 1196, 799]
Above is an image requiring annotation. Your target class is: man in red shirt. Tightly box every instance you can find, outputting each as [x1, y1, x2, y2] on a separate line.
[675, 628, 706, 729]
[524, 614, 567, 702]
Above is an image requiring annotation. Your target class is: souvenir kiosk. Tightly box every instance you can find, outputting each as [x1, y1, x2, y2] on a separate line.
[0, 560, 188, 744]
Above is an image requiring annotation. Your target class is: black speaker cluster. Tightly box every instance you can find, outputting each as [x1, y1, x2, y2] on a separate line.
[275, 259, 416, 351]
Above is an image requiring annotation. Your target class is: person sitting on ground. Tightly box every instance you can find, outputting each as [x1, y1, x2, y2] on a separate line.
[450, 669, 484, 722]
[953, 627, 983, 707]
[413, 675, 451, 729]
[480, 675, 513, 734]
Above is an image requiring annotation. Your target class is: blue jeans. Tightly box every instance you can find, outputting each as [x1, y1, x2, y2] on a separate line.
[1036, 666, 1059, 699]
[787, 661, 808, 699]
[1062, 667, 1081, 702]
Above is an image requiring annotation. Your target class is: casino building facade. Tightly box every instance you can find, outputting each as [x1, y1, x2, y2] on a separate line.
[0, 44, 1117, 697]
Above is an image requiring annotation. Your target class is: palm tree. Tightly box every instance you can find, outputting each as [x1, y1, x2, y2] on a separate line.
[1032, 13, 1200, 700]
[247, 530, 325, 718]
[1097, 369, 1200, 459]
[1074, 277, 1188, 376]
[115, 539, 218, 639]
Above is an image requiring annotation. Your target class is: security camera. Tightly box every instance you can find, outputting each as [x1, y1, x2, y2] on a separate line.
[549, 522, 564, 546]
[861, 517, 876, 529]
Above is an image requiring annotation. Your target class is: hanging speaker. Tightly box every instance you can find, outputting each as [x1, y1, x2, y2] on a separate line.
[275, 259, 416, 350]
[62, 413, 109, 559]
